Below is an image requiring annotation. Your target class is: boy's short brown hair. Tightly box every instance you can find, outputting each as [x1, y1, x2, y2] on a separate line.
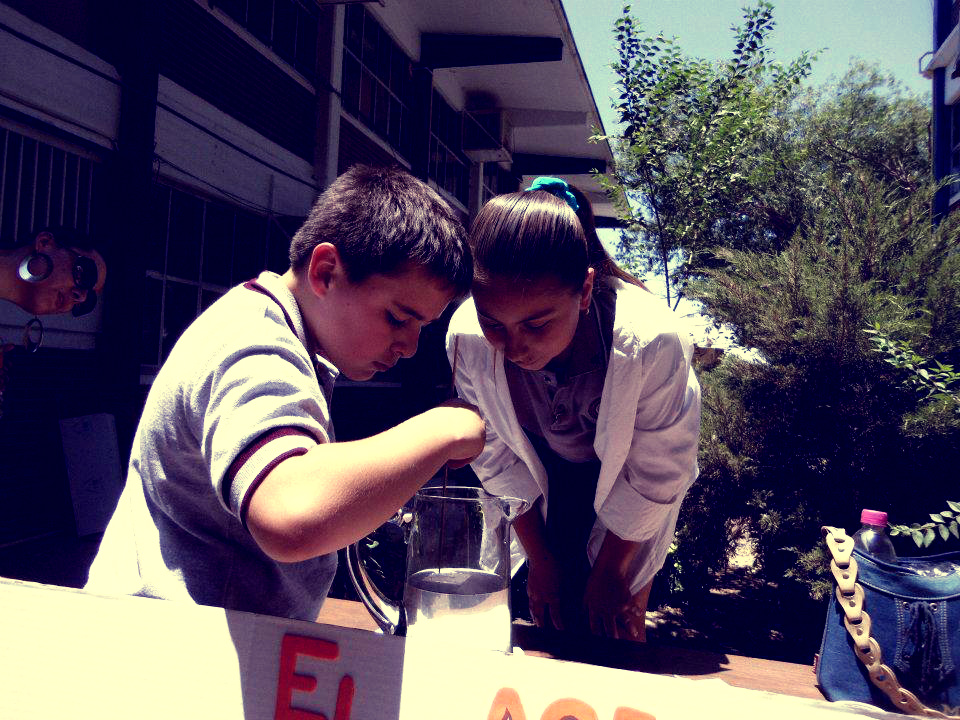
[289, 164, 472, 296]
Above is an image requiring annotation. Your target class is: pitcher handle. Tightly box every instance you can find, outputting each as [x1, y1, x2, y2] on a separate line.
[345, 538, 407, 636]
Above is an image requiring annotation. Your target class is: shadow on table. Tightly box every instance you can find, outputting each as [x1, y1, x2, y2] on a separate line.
[512, 620, 728, 678]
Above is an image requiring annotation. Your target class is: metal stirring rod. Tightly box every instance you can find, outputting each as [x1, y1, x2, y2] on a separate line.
[437, 336, 460, 572]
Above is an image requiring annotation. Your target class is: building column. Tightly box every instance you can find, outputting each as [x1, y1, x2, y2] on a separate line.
[409, 65, 433, 182]
[467, 161, 484, 221]
[315, 5, 344, 189]
[98, 0, 160, 452]
[932, 0, 955, 221]
[932, 66, 951, 221]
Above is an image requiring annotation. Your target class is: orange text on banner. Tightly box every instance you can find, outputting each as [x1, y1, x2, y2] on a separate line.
[488, 688, 656, 720]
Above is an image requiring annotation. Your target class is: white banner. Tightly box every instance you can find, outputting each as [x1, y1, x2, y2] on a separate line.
[0, 578, 895, 720]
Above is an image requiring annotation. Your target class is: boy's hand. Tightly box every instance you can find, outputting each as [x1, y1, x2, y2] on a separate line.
[433, 399, 485, 468]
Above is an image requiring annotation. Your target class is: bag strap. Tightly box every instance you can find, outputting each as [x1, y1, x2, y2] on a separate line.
[823, 526, 960, 719]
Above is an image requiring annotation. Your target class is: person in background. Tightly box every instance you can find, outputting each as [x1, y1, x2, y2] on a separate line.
[446, 177, 701, 641]
[86, 165, 485, 621]
[0, 227, 106, 417]
[0, 227, 106, 318]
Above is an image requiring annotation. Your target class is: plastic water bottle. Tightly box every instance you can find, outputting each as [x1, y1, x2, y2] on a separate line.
[852, 509, 898, 563]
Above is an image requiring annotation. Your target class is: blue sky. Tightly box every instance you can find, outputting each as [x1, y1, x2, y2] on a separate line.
[562, 1, 936, 346]
[564, 0, 934, 134]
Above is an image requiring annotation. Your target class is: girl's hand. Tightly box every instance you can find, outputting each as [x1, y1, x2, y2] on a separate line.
[526, 551, 565, 631]
[583, 563, 640, 639]
[582, 531, 650, 641]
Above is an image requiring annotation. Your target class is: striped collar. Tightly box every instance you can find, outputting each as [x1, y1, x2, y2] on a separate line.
[243, 272, 339, 392]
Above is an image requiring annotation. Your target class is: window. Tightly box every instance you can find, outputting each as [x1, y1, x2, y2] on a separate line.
[429, 91, 469, 207]
[482, 164, 518, 206]
[214, 0, 318, 81]
[341, 5, 414, 159]
[141, 184, 301, 377]
[0, 126, 100, 245]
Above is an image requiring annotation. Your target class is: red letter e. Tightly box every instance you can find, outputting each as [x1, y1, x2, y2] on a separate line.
[275, 634, 353, 720]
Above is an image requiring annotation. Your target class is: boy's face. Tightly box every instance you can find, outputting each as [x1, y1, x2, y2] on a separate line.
[311, 263, 454, 381]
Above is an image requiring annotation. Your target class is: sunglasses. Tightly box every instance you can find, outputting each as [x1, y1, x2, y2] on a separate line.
[70, 253, 99, 317]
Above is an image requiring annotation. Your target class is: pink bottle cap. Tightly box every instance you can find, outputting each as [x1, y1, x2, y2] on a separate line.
[860, 509, 888, 525]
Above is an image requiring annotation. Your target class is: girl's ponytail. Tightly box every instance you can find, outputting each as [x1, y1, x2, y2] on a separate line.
[565, 183, 646, 290]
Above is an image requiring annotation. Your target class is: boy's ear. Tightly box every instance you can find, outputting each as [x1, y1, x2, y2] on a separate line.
[579, 267, 595, 311]
[307, 243, 340, 297]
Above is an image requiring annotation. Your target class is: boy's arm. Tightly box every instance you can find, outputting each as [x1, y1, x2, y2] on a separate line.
[246, 401, 484, 562]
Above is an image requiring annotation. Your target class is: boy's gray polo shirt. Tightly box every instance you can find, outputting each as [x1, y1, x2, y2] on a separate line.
[86, 271, 339, 621]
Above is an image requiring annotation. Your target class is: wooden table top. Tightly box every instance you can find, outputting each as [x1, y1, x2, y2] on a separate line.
[316, 598, 825, 702]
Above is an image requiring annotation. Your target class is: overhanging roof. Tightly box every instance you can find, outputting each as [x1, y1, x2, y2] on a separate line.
[369, 0, 621, 226]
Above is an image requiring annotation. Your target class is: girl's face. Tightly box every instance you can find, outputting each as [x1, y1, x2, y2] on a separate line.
[471, 270, 593, 371]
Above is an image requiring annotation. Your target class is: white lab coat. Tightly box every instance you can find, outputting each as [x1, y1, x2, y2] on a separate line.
[446, 280, 702, 592]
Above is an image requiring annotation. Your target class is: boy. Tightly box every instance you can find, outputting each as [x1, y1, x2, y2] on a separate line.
[85, 165, 485, 621]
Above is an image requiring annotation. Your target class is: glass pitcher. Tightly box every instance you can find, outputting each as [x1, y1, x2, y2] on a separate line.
[346, 485, 525, 653]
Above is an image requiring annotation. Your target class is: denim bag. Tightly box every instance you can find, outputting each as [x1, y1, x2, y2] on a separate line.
[818, 526, 960, 716]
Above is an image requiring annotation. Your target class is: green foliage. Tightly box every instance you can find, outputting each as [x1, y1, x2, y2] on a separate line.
[595, 2, 814, 307]
[670, 359, 759, 592]
[685, 167, 960, 588]
[889, 501, 960, 548]
[599, 4, 959, 600]
[865, 324, 960, 406]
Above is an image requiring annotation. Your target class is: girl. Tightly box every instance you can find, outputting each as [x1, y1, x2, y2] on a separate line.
[446, 177, 701, 641]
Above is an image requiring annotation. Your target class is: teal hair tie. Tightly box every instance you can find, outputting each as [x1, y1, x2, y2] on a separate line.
[525, 176, 579, 213]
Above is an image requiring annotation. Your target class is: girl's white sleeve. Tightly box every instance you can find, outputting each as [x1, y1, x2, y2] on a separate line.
[447, 334, 542, 507]
[597, 331, 701, 543]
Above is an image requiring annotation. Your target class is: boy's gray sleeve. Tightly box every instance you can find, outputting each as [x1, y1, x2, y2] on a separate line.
[197, 333, 330, 521]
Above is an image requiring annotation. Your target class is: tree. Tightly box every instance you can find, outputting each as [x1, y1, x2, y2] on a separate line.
[596, 2, 814, 308]
[597, 1, 958, 605]
[597, 4, 959, 623]
[796, 63, 930, 198]
[869, 326, 960, 549]
[683, 67, 960, 596]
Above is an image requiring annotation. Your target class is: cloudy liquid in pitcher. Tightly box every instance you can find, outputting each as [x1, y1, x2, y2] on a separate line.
[404, 567, 510, 652]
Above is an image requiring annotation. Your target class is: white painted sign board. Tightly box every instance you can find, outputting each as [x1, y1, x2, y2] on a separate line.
[0, 578, 898, 719]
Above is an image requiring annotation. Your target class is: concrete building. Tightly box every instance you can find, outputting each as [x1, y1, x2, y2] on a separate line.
[0, 0, 615, 585]
[925, 0, 960, 217]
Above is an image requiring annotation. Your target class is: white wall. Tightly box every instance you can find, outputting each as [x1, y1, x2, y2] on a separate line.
[155, 77, 319, 219]
[0, 4, 120, 151]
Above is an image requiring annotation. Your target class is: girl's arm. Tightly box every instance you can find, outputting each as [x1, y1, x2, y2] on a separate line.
[596, 331, 700, 583]
[512, 501, 565, 630]
[583, 530, 649, 640]
[588, 329, 700, 639]
[447, 329, 541, 504]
